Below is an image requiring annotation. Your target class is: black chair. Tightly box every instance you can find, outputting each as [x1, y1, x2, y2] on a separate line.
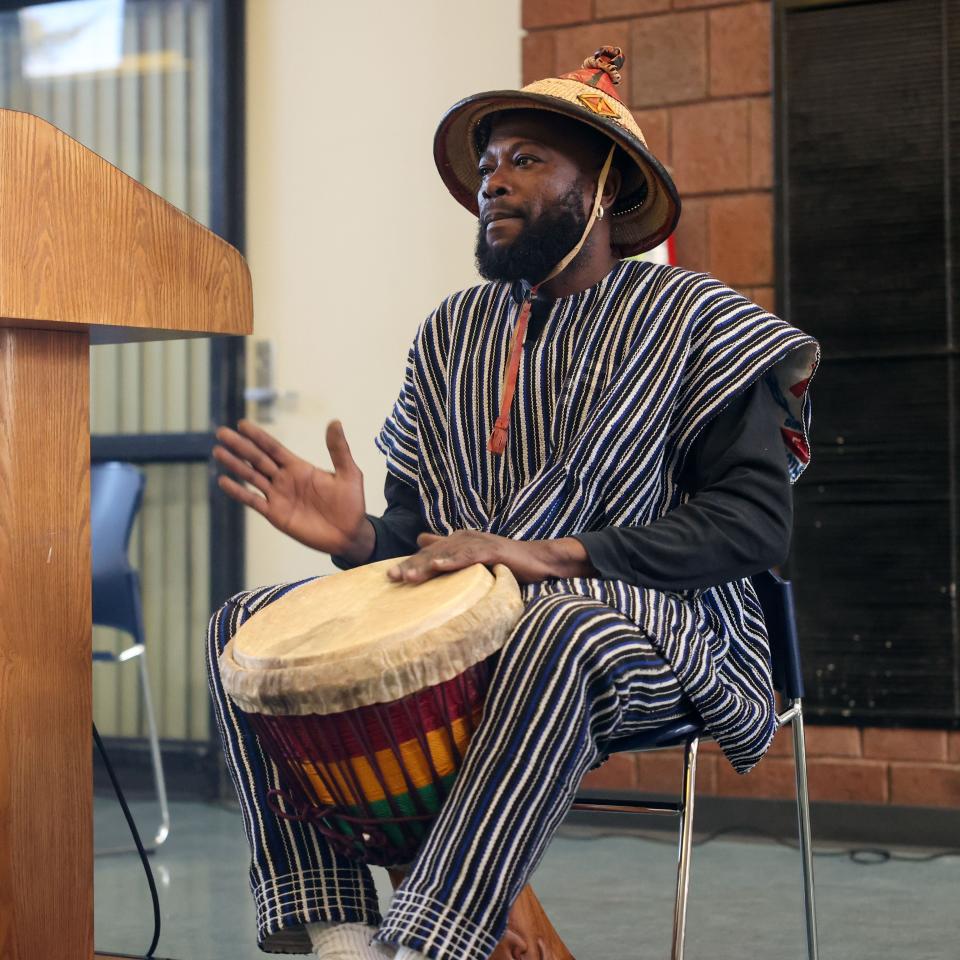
[572, 570, 818, 960]
[92, 461, 170, 850]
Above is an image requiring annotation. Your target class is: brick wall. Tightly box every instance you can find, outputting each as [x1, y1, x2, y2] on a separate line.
[523, 0, 960, 810]
[522, 0, 775, 309]
[583, 725, 960, 809]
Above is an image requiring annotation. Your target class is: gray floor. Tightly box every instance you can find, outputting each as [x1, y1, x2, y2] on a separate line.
[94, 798, 960, 960]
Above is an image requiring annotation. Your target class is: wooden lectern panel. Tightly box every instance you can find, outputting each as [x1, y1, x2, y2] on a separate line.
[0, 109, 254, 959]
[0, 329, 92, 959]
[0, 109, 252, 344]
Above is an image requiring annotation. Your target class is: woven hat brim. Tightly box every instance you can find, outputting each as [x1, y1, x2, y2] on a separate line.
[434, 89, 680, 256]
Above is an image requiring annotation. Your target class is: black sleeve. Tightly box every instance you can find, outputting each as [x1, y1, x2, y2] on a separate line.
[331, 474, 429, 570]
[573, 378, 793, 591]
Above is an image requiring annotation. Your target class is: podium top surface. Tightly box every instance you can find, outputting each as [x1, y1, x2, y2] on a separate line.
[0, 109, 252, 344]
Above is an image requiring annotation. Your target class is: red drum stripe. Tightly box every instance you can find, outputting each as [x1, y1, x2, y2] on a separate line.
[261, 660, 490, 763]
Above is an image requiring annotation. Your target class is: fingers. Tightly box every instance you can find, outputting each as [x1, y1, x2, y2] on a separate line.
[387, 532, 492, 583]
[212, 444, 272, 496]
[217, 474, 270, 516]
[236, 418, 296, 466]
[214, 422, 282, 479]
[325, 420, 360, 477]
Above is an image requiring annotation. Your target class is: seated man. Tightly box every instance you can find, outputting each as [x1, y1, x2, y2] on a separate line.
[209, 47, 818, 960]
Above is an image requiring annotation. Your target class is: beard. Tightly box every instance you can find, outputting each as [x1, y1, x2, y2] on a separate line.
[474, 183, 590, 284]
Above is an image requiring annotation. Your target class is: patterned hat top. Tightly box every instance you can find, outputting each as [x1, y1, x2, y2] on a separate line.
[434, 46, 680, 257]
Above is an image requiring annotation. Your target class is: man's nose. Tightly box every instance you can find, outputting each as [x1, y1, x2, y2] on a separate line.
[481, 166, 511, 199]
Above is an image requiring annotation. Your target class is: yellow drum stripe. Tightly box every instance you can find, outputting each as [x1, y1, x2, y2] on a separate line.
[300, 710, 480, 806]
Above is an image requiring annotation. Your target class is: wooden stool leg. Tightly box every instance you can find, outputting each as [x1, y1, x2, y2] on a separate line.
[388, 872, 575, 960]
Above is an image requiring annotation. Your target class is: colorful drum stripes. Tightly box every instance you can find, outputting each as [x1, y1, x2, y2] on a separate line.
[301, 706, 480, 807]
[254, 663, 489, 849]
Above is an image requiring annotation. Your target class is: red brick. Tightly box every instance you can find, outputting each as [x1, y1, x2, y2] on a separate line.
[949, 732, 960, 764]
[636, 749, 684, 793]
[715, 756, 797, 799]
[749, 286, 776, 315]
[863, 728, 948, 763]
[674, 0, 743, 7]
[522, 32, 556, 86]
[808, 758, 888, 804]
[579, 751, 639, 791]
[554, 21, 633, 78]
[523, 0, 592, 30]
[748, 96, 773, 189]
[707, 192, 773, 286]
[630, 12, 707, 108]
[596, 0, 670, 18]
[632, 107, 670, 165]
[709, 3, 772, 98]
[890, 763, 960, 809]
[803, 725, 862, 757]
[695, 751, 718, 794]
[671, 99, 749, 194]
[765, 726, 793, 757]
[672, 195, 709, 273]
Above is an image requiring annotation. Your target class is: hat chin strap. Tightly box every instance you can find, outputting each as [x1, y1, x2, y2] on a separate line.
[487, 145, 616, 456]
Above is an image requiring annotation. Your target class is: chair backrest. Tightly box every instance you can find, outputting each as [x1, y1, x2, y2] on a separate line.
[750, 570, 805, 701]
[91, 461, 145, 636]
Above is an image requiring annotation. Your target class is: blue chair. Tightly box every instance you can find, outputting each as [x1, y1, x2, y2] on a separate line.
[573, 570, 818, 960]
[92, 461, 170, 849]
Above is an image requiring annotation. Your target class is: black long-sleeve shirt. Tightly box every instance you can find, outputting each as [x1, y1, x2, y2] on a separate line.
[336, 378, 792, 591]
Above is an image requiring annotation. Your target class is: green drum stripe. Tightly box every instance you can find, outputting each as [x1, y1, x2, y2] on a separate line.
[326, 773, 459, 850]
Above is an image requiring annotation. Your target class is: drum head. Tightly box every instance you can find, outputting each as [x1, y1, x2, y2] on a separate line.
[219, 559, 523, 716]
[232, 559, 493, 669]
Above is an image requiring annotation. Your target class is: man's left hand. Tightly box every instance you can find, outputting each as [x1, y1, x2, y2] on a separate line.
[386, 531, 594, 585]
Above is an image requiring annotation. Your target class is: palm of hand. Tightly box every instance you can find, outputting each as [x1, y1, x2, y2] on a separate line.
[267, 459, 362, 554]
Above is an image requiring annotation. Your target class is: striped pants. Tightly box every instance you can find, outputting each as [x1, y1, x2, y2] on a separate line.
[207, 578, 697, 959]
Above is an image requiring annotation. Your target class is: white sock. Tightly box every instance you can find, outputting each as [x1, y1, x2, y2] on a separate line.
[306, 921, 395, 959]
[393, 949, 428, 960]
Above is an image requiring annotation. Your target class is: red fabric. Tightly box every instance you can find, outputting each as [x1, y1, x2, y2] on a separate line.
[488, 290, 538, 454]
[558, 67, 622, 102]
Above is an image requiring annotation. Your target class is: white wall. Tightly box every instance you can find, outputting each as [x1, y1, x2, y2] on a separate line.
[243, 0, 521, 587]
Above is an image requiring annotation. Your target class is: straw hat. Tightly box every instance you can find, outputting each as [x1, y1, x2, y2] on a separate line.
[434, 46, 680, 257]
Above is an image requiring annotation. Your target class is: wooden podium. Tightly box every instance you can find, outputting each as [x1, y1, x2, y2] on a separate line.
[0, 109, 252, 960]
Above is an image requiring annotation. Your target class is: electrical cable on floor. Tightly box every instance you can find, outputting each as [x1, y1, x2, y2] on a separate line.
[93, 722, 162, 958]
[563, 820, 960, 865]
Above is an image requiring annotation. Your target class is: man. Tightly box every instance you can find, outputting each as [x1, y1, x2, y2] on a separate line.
[209, 48, 818, 960]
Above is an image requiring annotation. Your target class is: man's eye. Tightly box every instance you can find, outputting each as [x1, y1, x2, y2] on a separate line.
[515, 155, 535, 167]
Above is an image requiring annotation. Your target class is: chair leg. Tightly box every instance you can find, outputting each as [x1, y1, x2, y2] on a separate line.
[790, 702, 819, 960]
[137, 652, 171, 848]
[671, 737, 699, 960]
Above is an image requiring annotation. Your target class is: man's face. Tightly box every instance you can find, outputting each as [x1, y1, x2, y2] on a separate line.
[474, 112, 603, 284]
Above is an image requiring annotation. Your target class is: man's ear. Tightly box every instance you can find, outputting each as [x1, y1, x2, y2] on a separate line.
[602, 166, 622, 209]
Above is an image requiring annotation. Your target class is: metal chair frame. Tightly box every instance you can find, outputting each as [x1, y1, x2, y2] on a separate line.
[572, 571, 818, 960]
[92, 461, 170, 852]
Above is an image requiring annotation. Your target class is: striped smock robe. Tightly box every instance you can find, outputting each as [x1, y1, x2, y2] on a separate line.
[207, 259, 818, 958]
[376, 259, 817, 771]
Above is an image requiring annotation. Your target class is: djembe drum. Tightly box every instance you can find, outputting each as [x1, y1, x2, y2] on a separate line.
[219, 558, 523, 866]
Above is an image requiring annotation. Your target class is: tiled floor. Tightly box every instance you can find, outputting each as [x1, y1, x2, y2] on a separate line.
[94, 798, 959, 959]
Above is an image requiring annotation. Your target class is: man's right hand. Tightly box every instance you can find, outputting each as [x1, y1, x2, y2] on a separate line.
[212, 419, 374, 564]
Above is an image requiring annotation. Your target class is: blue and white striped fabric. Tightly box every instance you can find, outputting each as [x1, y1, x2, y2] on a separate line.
[376, 260, 818, 773]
